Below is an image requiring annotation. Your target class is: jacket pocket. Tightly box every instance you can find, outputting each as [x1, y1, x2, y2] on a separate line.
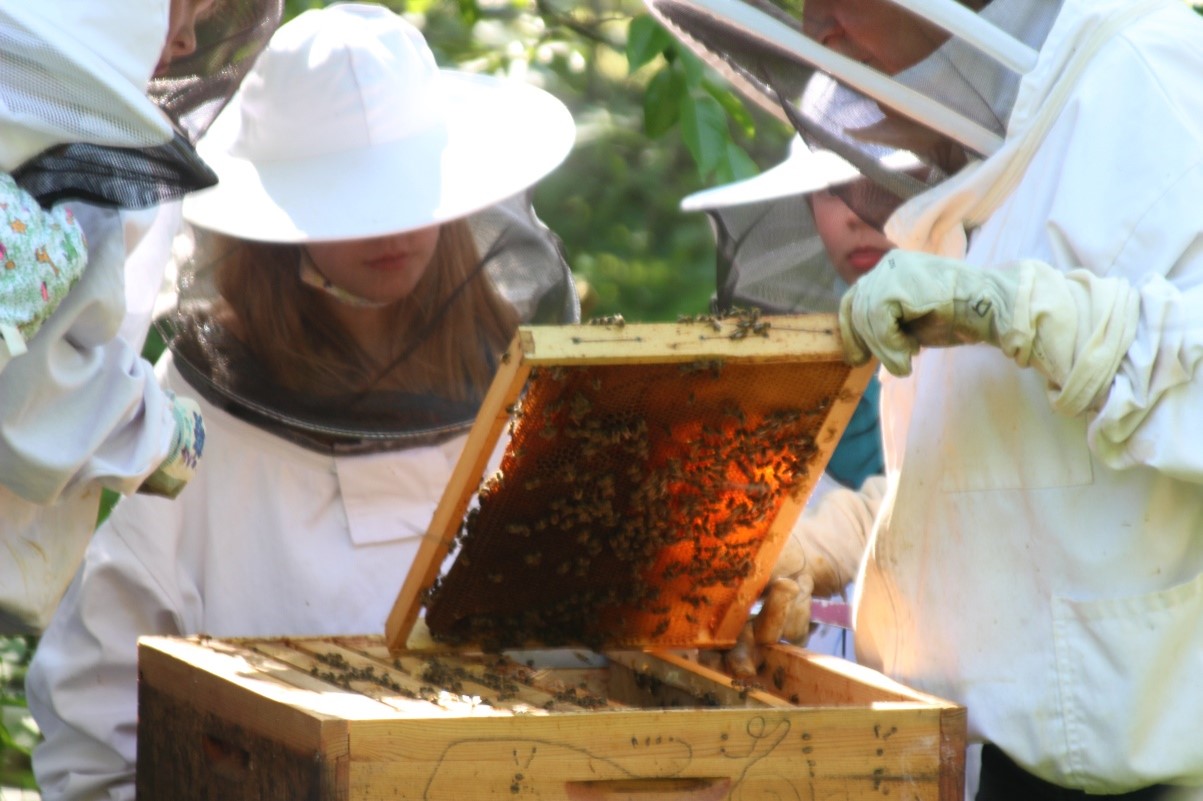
[1051, 572, 1203, 792]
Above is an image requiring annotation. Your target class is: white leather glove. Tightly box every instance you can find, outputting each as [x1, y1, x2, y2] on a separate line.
[725, 475, 885, 677]
[138, 395, 206, 499]
[839, 250, 1140, 416]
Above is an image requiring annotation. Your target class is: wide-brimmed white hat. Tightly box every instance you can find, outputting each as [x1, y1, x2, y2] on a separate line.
[183, 4, 576, 243]
[0, 0, 174, 172]
[680, 137, 861, 212]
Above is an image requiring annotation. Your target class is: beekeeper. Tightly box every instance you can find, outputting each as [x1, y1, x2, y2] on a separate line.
[649, 0, 1203, 796]
[0, 0, 281, 631]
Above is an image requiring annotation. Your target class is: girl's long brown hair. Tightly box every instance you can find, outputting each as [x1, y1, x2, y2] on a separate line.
[210, 219, 519, 401]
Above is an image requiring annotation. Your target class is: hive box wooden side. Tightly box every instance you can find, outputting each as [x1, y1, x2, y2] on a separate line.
[137, 638, 965, 801]
[136, 636, 405, 801]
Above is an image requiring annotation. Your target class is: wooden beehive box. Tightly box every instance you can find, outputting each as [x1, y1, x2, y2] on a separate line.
[137, 314, 967, 800]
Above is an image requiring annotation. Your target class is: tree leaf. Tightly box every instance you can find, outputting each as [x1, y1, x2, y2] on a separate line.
[626, 15, 673, 73]
[703, 80, 756, 138]
[643, 67, 684, 137]
[712, 140, 761, 185]
[680, 93, 729, 176]
[674, 44, 706, 87]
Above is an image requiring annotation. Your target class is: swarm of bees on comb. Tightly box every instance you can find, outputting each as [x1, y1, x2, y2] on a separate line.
[422, 310, 848, 651]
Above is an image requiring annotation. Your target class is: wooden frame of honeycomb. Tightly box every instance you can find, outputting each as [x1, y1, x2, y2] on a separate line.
[387, 313, 876, 652]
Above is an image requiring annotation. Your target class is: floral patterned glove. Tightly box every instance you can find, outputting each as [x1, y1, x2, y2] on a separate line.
[0, 173, 88, 364]
[138, 394, 206, 499]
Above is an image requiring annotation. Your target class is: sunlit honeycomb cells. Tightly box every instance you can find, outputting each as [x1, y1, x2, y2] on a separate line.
[424, 345, 852, 651]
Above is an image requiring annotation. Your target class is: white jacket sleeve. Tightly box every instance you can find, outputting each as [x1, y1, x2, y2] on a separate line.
[1090, 269, 1203, 482]
[115, 202, 179, 354]
[25, 502, 191, 801]
[0, 489, 108, 633]
[0, 204, 177, 504]
[783, 473, 887, 597]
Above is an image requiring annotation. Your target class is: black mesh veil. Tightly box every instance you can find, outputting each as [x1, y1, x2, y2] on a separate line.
[0, 3, 169, 161]
[684, 139, 910, 314]
[13, 0, 282, 209]
[792, 74, 935, 229]
[149, 0, 285, 144]
[708, 193, 846, 314]
[160, 192, 580, 454]
[11, 133, 218, 210]
[645, 0, 1059, 229]
[682, 140, 848, 313]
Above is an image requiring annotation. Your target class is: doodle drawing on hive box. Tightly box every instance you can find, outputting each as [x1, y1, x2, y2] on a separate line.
[136, 313, 967, 801]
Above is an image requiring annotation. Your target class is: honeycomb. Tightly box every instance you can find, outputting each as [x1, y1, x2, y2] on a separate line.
[418, 316, 859, 652]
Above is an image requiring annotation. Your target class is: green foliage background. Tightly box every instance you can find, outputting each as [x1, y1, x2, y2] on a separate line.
[1, 637, 37, 789]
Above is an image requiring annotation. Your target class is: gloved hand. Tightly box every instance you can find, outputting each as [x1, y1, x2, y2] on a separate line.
[724, 570, 817, 678]
[839, 250, 1140, 416]
[724, 475, 886, 677]
[138, 395, 206, 499]
[0, 173, 87, 366]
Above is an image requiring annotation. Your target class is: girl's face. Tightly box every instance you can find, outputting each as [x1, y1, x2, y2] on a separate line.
[156, 0, 219, 75]
[305, 226, 442, 306]
[801, 0, 948, 75]
[810, 188, 894, 285]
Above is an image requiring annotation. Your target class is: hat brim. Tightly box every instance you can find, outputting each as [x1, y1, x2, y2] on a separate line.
[0, 6, 173, 155]
[183, 71, 575, 242]
[680, 147, 859, 212]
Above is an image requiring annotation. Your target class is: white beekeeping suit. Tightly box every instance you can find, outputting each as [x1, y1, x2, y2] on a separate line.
[0, 0, 283, 631]
[651, 0, 1203, 794]
[0, 0, 183, 630]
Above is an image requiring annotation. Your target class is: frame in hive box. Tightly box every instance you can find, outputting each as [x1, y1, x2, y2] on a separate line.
[136, 314, 967, 800]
